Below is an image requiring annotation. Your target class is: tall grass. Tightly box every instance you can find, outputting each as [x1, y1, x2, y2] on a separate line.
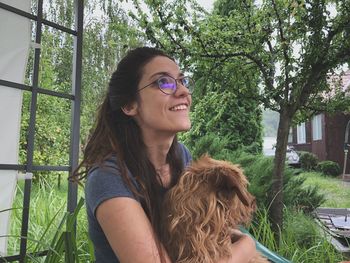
[6, 175, 93, 262]
[250, 208, 347, 262]
[300, 172, 350, 207]
[4, 171, 349, 262]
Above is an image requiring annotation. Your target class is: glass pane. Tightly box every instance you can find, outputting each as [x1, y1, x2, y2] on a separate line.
[0, 0, 33, 14]
[18, 91, 31, 165]
[43, 0, 75, 30]
[38, 24, 74, 94]
[33, 93, 71, 166]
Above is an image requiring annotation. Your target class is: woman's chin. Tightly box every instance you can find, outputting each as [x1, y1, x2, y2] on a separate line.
[177, 123, 191, 132]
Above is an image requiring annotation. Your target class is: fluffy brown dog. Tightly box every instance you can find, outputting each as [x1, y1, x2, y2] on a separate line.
[161, 155, 269, 263]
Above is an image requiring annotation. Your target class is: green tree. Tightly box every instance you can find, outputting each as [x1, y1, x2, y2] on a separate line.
[131, 0, 350, 237]
[130, 0, 263, 152]
[181, 90, 262, 153]
[20, 0, 145, 183]
[81, 0, 145, 145]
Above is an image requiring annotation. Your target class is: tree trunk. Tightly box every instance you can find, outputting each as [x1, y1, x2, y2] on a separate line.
[269, 109, 292, 243]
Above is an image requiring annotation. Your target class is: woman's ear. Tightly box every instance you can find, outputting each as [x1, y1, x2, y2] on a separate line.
[121, 102, 138, 116]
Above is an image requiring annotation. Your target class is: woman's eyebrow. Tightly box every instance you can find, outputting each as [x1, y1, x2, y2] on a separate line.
[149, 71, 184, 79]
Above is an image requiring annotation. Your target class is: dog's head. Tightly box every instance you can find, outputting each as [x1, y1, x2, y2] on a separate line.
[161, 155, 256, 263]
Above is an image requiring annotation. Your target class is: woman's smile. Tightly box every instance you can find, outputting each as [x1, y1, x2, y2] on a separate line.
[132, 56, 192, 138]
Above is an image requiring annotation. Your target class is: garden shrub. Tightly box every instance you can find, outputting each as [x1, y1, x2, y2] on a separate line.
[229, 150, 259, 167]
[299, 151, 318, 171]
[226, 151, 325, 212]
[187, 132, 231, 160]
[241, 141, 262, 155]
[316, 160, 341, 177]
[185, 142, 325, 213]
[283, 176, 325, 213]
[282, 209, 328, 249]
[180, 90, 263, 152]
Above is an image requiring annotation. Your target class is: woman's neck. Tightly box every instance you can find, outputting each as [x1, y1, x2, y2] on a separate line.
[141, 129, 175, 168]
[142, 132, 176, 187]
[145, 140, 173, 169]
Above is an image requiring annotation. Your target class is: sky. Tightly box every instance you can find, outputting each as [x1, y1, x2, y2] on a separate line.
[121, 0, 215, 13]
[197, 0, 215, 11]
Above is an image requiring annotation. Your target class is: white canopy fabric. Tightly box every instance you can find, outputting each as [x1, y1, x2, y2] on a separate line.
[0, 0, 31, 255]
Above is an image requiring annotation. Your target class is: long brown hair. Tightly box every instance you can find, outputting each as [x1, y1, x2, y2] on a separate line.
[73, 47, 185, 260]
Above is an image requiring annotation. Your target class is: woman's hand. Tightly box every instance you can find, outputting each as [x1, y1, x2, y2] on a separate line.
[217, 229, 257, 263]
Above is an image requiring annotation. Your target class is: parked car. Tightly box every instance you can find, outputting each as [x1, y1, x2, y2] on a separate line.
[263, 145, 300, 167]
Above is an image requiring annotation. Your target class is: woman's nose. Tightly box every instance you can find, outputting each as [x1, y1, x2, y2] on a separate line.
[174, 80, 190, 97]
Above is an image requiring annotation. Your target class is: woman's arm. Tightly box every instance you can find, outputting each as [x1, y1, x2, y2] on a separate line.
[96, 197, 172, 263]
[217, 230, 257, 263]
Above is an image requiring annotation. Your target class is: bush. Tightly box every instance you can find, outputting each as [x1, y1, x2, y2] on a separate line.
[187, 132, 231, 160]
[180, 90, 263, 152]
[299, 151, 318, 171]
[283, 176, 325, 213]
[248, 208, 345, 263]
[185, 143, 325, 214]
[316, 161, 341, 177]
[225, 151, 325, 212]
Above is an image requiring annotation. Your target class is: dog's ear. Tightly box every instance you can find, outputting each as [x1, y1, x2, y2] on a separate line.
[209, 165, 252, 207]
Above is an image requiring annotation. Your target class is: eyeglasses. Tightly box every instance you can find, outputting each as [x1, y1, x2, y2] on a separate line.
[138, 75, 194, 95]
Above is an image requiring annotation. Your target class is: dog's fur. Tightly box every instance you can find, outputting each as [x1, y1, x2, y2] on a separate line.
[161, 155, 269, 263]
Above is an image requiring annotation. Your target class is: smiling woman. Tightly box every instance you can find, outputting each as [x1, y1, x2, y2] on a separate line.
[124, 56, 192, 138]
[72, 47, 258, 263]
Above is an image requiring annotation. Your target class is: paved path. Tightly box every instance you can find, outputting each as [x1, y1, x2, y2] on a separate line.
[341, 180, 350, 187]
[338, 174, 350, 187]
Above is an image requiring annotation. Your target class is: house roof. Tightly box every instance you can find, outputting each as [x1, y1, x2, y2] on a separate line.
[327, 70, 350, 95]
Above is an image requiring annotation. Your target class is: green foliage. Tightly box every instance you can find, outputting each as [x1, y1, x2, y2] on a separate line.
[20, 93, 71, 178]
[5, 171, 346, 262]
[19, 0, 145, 185]
[282, 209, 319, 248]
[181, 90, 262, 152]
[184, 141, 324, 213]
[283, 176, 325, 213]
[223, 151, 325, 212]
[7, 180, 93, 262]
[44, 198, 85, 263]
[299, 151, 318, 171]
[249, 208, 346, 263]
[132, 0, 350, 230]
[278, 209, 345, 262]
[183, 132, 230, 160]
[80, 1, 146, 152]
[300, 172, 350, 208]
[241, 141, 262, 155]
[316, 160, 341, 177]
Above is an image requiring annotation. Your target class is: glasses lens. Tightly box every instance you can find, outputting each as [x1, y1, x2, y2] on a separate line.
[158, 76, 176, 94]
[182, 77, 194, 94]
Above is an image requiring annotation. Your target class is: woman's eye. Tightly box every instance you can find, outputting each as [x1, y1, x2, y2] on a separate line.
[159, 78, 175, 89]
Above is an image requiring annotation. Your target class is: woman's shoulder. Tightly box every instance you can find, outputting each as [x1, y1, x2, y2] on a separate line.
[178, 142, 192, 166]
[85, 157, 138, 215]
[86, 157, 122, 187]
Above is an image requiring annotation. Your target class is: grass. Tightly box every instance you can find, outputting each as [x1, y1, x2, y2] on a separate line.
[300, 172, 350, 207]
[247, 170, 350, 263]
[249, 207, 347, 263]
[3, 170, 349, 262]
[6, 175, 93, 262]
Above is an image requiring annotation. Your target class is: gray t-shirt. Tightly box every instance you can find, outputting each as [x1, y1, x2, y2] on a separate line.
[85, 143, 192, 263]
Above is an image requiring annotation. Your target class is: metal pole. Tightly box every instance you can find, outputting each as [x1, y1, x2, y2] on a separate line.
[343, 150, 348, 181]
[19, 0, 43, 261]
[67, 0, 83, 214]
[343, 120, 350, 182]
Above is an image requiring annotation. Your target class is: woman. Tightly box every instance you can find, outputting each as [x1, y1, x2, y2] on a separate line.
[75, 47, 257, 263]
